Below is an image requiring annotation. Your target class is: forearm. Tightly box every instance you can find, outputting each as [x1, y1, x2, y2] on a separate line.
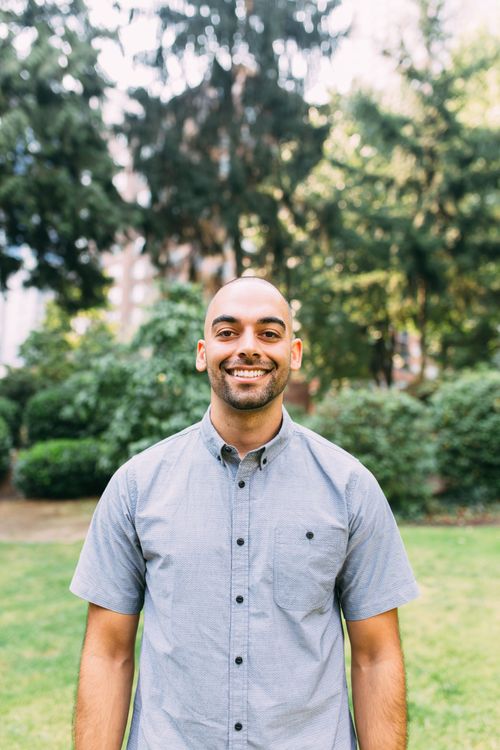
[351, 652, 407, 750]
[74, 650, 134, 750]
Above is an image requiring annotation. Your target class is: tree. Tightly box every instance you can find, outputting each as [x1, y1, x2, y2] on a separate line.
[0, 0, 125, 311]
[289, 101, 411, 389]
[123, 0, 342, 279]
[17, 301, 121, 387]
[294, 0, 500, 387]
[100, 282, 210, 471]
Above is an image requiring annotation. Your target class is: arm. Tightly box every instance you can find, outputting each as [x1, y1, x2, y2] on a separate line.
[74, 603, 140, 750]
[346, 608, 407, 750]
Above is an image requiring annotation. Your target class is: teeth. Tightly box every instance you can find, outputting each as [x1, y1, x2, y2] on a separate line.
[232, 369, 267, 378]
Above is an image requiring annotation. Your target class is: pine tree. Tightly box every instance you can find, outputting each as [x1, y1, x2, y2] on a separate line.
[123, 0, 342, 278]
[294, 0, 499, 386]
[350, 0, 499, 377]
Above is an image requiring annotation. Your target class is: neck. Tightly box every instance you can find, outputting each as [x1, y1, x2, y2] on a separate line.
[210, 395, 284, 458]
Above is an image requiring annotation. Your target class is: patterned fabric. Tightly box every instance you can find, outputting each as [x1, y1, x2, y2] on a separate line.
[70, 407, 419, 749]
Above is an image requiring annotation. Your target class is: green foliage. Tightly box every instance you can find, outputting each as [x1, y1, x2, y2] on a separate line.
[5, 283, 210, 468]
[293, 3, 500, 387]
[0, 416, 12, 477]
[124, 0, 342, 276]
[430, 371, 500, 502]
[0, 366, 38, 411]
[1, 304, 126, 447]
[100, 283, 210, 471]
[66, 357, 131, 436]
[0, 396, 20, 445]
[309, 388, 434, 512]
[18, 303, 74, 385]
[0, 0, 124, 311]
[24, 354, 130, 445]
[24, 383, 89, 444]
[13, 438, 110, 499]
[131, 282, 206, 364]
[100, 357, 210, 473]
[294, 267, 402, 391]
[71, 320, 123, 372]
[18, 302, 124, 388]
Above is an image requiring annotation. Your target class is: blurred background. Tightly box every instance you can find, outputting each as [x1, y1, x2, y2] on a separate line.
[0, 1, 499, 747]
[0, 0, 498, 511]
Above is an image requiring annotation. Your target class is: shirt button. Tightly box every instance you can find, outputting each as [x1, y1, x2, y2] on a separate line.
[262, 458, 267, 464]
[236, 595, 244, 603]
[235, 656, 243, 664]
[234, 722, 243, 731]
[306, 531, 314, 539]
[238, 480, 245, 488]
[236, 537, 245, 546]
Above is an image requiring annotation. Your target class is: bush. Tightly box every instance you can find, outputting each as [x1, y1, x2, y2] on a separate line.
[23, 361, 129, 444]
[99, 283, 210, 472]
[14, 438, 111, 499]
[100, 356, 210, 474]
[0, 417, 12, 478]
[0, 397, 20, 445]
[65, 357, 130, 436]
[24, 382, 91, 444]
[0, 366, 39, 411]
[309, 388, 434, 513]
[431, 371, 500, 503]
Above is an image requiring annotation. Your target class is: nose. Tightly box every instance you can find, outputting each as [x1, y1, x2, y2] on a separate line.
[237, 328, 261, 359]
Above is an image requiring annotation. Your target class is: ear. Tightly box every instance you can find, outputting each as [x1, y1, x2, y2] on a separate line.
[290, 338, 303, 371]
[196, 339, 207, 372]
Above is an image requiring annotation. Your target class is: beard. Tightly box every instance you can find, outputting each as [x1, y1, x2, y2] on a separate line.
[207, 361, 291, 411]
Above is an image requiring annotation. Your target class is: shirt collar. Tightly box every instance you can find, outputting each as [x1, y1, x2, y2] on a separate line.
[200, 406, 293, 468]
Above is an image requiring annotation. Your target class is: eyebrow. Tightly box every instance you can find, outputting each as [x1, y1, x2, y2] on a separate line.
[211, 315, 287, 331]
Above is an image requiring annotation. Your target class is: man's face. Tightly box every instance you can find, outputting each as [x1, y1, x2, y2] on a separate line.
[196, 281, 302, 412]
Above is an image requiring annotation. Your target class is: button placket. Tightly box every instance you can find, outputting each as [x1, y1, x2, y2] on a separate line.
[229, 467, 250, 749]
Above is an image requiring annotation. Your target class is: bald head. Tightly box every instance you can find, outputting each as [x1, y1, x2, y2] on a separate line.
[197, 276, 303, 412]
[204, 277, 293, 338]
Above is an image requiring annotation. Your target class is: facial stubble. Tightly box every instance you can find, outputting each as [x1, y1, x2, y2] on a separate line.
[206, 362, 291, 411]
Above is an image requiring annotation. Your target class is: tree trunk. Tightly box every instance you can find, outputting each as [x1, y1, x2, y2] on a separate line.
[234, 233, 243, 277]
[370, 328, 395, 387]
[417, 278, 428, 382]
[188, 246, 198, 282]
[384, 327, 396, 387]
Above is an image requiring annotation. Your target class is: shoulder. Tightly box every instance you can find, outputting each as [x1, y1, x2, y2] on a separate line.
[289, 420, 382, 513]
[291, 420, 363, 471]
[110, 421, 203, 498]
[128, 421, 202, 470]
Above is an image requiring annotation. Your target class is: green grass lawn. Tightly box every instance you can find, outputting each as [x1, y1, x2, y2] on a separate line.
[0, 526, 498, 749]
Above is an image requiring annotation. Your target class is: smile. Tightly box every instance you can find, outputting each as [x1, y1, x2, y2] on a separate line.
[227, 369, 270, 379]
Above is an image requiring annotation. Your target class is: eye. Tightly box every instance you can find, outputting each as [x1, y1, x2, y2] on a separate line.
[217, 329, 236, 338]
[261, 330, 280, 339]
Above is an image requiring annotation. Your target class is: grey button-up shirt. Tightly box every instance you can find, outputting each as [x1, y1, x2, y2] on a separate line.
[70, 407, 419, 749]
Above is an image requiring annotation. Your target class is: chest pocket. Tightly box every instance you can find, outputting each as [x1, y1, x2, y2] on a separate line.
[273, 525, 346, 611]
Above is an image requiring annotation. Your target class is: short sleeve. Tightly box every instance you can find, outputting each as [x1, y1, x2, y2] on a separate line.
[70, 460, 146, 615]
[336, 467, 419, 621]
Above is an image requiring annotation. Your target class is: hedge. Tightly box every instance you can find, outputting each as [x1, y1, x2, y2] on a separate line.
[14, 438, 111, 499]
[308, 388, 435, 513]
[0, 417, 12, 478]
[431, 371, 500, 503]
[0, 397, 19, 444]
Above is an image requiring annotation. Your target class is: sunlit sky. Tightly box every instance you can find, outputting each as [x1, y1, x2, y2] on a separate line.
[86, 0, 500, 109]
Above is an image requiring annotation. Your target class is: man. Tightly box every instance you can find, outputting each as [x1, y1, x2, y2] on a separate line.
[71, 276, 419, 749]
